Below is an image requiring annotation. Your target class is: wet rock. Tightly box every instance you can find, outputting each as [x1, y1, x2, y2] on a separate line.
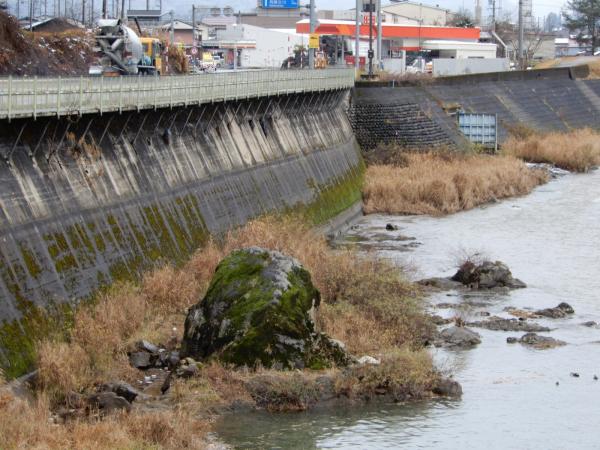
[430, 314, 453, 325]
[161, 371, 173, 394]
[582, 321, 598, 327]
[385, 223, 398, 231]
[182, 247, 353, 369]
[468, 317, 550, 332]
[87, 392, 131, 414]
[177, 364, 199, 379]
[570, 372, 580, 378]
[136, 340, 159, 354]
[506, 337, 518, 344]
[518, 332, 566, 349]
[357, 356, 380, 365]
[535, 302, 575, 319]
[167, 350, 181, 368]
[417, 277, 463, 290]
[451, 260, 526, 290]
[100, 381, 140, 403]
[437, 326, 481, 347]
[435, 302, 458, 309]
[504, 307, 538, 319]
[129, 351, 153, 369]
[432, 378, 462, 398]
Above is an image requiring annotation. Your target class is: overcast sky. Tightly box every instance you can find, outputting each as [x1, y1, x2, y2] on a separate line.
[150, 0, 567, 23]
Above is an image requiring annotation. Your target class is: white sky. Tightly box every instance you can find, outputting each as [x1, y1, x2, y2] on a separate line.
[156, 0, 568, 23]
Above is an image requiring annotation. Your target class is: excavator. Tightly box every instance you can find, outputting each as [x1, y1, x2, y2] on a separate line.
[89, 18, 163, 76]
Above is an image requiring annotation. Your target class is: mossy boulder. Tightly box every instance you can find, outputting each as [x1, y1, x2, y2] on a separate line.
[182, 247, 352, 369]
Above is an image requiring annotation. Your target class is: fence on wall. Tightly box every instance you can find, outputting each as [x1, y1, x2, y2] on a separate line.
[0, 68, 356, 121]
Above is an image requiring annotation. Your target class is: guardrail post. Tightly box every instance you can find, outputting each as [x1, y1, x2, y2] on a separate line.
[137, 75, 141, 111]
[79, 76, 83, 114]
[169, 75, 173, 108]
[100, 75, 104, 115]
[57, 76, 61, 118]
[153, 75, 157, 109]
[6, 75, 11, 122]
[33, 76, 37, 120]
[119, 76, 123, 113]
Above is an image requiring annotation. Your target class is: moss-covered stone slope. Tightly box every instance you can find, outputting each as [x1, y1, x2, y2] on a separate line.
[182, 247, 352, 369]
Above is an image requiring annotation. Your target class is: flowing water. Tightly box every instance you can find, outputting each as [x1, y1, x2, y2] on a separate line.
[216, 170, 600, 449]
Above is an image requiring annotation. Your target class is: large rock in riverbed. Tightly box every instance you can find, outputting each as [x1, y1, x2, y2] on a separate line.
[419, 260, 526, 291]
[437, 326, 481, 347]
[182, 247, 352, 369]
[451, 260, 526, 290]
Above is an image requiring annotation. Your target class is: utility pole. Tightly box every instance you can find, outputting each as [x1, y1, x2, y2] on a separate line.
[518, 0, 524, 69]
[192, 5, 196, 46]
[308, 0, 315, 69]
[491, 0, 496, 32]
[101, 0, 106, 18]
[368, 0, 373, 77]
[28, 0, 32, 31]
[81, 0, 85, 24]
[354, 0, 359, 72]
[169, 9, 174, 45]
[376, 0, 381, 70]
[120, 0, 124, 19]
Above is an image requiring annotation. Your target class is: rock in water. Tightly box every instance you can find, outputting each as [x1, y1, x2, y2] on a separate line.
[518, 332, 566, 349]
[437, 326, 481, 347]
[536, 302, 575, 318]
[182, 247, 352, 369]
[451, 260, 526, 289]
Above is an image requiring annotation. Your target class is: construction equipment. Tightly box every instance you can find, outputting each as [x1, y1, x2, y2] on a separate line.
[89, 18, 163, 76]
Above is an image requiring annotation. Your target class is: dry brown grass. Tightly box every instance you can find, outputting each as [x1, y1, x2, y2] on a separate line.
[503, 128, 600, 172]
[0, 389, 209, 449]
[21, 215, 435, 448]
[363, 151, 548, 216]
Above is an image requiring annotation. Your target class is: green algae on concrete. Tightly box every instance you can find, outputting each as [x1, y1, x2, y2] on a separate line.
[182, 247, 352, 370]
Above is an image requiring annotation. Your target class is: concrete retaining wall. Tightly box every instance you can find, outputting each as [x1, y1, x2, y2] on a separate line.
[351, 67, 600, 149]
[0, 90, 363, 376]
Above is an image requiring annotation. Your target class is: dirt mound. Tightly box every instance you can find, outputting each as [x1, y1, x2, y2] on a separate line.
[0, 11, 95, 76]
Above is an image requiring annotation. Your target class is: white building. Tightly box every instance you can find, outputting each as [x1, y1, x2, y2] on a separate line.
[213, 24, 305, 68]
[381, 1, 456, 26]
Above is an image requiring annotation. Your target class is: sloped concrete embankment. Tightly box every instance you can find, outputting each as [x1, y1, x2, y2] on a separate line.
[0, 90, 363, 376]
[350, 67, 600, 149]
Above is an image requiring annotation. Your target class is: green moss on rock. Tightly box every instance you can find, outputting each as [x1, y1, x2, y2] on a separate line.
[182, 247, 352, 370]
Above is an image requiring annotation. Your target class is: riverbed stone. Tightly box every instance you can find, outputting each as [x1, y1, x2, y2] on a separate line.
[182, 247, 352, 369]
[437, 326, 481, 347]
[432, 378, 462, 397]
[129, 351, 153, 369]
[535, 302, 575, 318]
[468, 317, 550, 332]
[87, 392, 132, 414]
[99, 381, 140, 403]
[451, 260, 526, 290]
[517, 332, 566, 349]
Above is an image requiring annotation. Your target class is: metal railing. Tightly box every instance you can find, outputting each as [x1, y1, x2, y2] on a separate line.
[0, 68, 355, 121]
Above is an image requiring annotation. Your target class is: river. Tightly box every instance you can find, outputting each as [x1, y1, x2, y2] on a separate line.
[216, 170, 600, 449]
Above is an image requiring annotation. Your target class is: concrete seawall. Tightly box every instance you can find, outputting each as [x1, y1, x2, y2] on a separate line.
[0, 90, 363, 376]
[351, 67, 600, 149]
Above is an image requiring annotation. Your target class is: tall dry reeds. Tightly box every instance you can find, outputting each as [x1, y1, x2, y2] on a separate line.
[363, 151, 548, 216]
[34, 215, 432, 408]
[502, 128, 600, 172]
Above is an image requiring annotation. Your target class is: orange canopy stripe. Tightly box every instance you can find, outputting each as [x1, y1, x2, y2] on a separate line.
[296, 22, 480, 41]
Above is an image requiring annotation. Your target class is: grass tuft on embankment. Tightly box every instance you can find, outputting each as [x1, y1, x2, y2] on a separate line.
[363, 149, 548, 216]
[1, 216, 435, 449]
[502, 127, 600, 172]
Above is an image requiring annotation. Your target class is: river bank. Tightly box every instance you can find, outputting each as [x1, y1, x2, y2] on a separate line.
[0, 214, 451, 450]
[215, 167, 600, 448]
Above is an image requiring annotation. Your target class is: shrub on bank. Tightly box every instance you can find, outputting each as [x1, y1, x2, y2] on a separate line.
[363, 150, 548, 216]
[502, 128, 600, 172]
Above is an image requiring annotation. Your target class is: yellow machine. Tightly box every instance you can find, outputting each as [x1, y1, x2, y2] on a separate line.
[140, 37, 163, 75]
